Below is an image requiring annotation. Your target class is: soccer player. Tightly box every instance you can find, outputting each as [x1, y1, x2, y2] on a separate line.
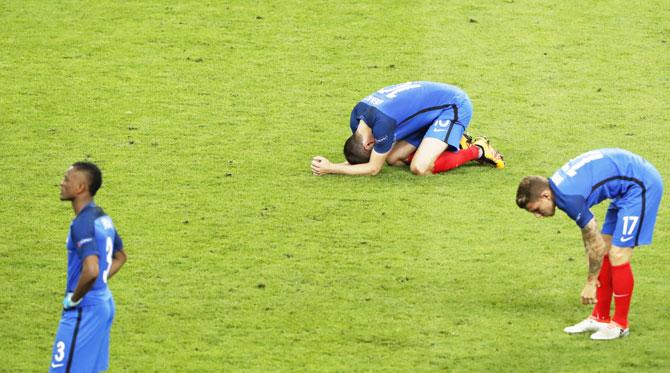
[516, 149, 663, 340]
[311, 81, 505, 176]
[50, 162, 127, 372]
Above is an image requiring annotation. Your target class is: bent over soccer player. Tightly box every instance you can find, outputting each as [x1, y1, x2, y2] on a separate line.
[311, 81, 504, 176]
[516, 149, 663, 340]
[50, 162, 127, 372]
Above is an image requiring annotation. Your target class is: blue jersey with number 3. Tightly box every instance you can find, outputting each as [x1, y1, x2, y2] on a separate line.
[65, 202, 123, 305]
[548, 148, 659, 228]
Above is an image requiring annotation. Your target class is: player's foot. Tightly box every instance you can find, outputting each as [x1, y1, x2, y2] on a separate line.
[590, 323, 629, 340]
[459, 132, 473, 150]
[473, 136, 505, 169]
[563, 318, 609, 334]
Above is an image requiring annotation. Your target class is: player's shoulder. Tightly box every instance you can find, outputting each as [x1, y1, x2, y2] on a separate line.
[73, 203, 107, 226]
[549, 167, 588, 197]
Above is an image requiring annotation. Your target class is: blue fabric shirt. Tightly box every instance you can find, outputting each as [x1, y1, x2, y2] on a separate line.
[548, 148, 659, 228]
[350, 81, 470, 153]
[65, 202, 123, 305]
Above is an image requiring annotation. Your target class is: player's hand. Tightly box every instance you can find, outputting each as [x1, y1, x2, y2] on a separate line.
[62, 292, 82, 310]
[580, 280, 599, 305]
[311, 156, 332, 176]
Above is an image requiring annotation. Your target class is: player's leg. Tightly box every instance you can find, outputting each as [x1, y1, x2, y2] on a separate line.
[386, 140, 418, 166]
[590, 243, 634, 340]
[589, 204, 635, 339]
[591, 178, 662, 340]
[410, 111, 468, 175]
[68, 304, 114, 371]
[591, 206, 618, 323]
[95, 298, 116, 372]
[410, 137, 449, 175]
[432, 145, 481, 174]
[49, 310, 79, 372]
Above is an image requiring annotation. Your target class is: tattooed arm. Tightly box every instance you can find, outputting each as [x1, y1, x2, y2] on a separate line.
[579, 218, 608, 304]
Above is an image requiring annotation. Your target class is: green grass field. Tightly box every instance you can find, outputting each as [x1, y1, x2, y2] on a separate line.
[1, 0, 669, 371]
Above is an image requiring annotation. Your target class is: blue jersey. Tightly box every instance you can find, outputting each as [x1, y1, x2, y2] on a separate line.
[65, 202, 123, 305]
[548, 148, 661, 229]
[350, 81, 471, 153]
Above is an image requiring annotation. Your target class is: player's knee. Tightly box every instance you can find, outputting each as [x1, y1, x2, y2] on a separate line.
[410, 162, 432, 176]
[608, 246, 632, 265]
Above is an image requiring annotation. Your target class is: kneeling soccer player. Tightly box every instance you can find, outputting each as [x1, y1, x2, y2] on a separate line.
[311, 81, 504, 176]
[516, 149, 663, 340]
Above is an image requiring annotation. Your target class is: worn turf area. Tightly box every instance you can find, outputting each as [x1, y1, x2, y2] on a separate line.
[1, 0, 668, 371]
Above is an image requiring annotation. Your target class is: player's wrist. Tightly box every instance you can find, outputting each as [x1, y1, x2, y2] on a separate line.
[63, 292, 82, 309]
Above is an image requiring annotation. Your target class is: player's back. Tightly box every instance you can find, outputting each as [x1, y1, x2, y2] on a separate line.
[361, 81, 468, 122]
[551, 148, 659, 205]
[66, 204, 121, 305]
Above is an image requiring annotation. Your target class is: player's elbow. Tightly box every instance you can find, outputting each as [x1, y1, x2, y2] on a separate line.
[84, 263, 99, 280]
[369, 166, 382, 176]
[115, 250, 128, 266]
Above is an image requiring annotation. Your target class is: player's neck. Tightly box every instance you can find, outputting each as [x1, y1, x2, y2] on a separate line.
[72, 196, 93, 215]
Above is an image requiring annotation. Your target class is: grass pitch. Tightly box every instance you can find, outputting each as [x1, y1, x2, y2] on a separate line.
[1, 0, 669, 371]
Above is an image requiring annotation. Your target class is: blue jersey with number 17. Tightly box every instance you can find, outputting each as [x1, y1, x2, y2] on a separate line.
[65, 202, 123, 306]
[548, 148, 659, 228]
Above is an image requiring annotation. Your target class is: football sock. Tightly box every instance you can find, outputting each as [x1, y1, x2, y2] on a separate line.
[611, 262, 634, 328]
[432, 146, 479, 174]
[590, 255, 612, 322]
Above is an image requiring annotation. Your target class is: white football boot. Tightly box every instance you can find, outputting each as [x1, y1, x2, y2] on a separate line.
[590, 323, 629, 340]
[563, 318, 609, 334]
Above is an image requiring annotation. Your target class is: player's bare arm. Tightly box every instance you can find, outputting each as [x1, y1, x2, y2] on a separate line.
[312, 149, 388, 176]
[72, 255, 100, 302]
[107, 249, 127, 281]
[580, 218, 607, 305]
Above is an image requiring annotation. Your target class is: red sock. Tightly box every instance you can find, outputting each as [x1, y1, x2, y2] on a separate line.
[591, 255, 612, 322]
[611, 262, 634, 328]
[432, 146, 479, 174]
[405, 152, 416, 164]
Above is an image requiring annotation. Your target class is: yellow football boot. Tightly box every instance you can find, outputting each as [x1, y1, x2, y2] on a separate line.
[459, 132, 473, 150]
[473, 136, 505, 169]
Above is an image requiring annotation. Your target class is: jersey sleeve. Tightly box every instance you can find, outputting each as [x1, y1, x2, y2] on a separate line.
[70, 217, 99, 259]
[372, 120, 395, 154]
[552, 187, 594, 228]
[113, 231, 124, 253]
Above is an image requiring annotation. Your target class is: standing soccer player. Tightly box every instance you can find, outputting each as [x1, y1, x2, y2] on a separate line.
[516, 149, 663, 340]
[311, 81, 505, 176]
[50, 162, 127, 371]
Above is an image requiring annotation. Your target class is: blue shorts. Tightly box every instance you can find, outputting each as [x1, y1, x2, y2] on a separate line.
[404, 99, 473, 151]
[49, 297, 115, 372]
[601, 168, 663, 247]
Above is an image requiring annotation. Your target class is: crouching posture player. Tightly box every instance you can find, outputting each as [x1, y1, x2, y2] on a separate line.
[516, 149, 663, 340]
[50, 162, 127, 372]
[311, 81, 504, 176]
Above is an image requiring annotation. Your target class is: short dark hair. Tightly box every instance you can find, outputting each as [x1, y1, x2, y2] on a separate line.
[516, 176, 549, 208]
[72, 161, 103, 196]
[343, 134, 371, 165]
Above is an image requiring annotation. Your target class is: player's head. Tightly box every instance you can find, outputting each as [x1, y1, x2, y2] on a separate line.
[60, 161, 103, 200]
[516, 176, 555, 217]
[343, 133, 372, 164]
